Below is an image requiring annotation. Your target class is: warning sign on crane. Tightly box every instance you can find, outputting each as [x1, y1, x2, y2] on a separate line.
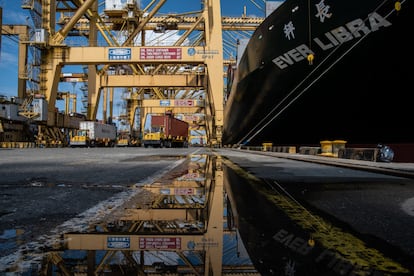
[140, 48, 182, 60]
[139, 237, 181, 250]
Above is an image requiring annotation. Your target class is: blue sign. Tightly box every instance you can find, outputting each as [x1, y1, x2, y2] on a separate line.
[160, 188, 171, 195]
[108, 48, 131, 60]
[188, 48, 196, 56]
[107, 236, 130, 249]
[160, 100, 170, 106]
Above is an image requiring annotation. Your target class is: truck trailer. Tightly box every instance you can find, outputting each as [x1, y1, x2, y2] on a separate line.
[70, 121, 117, 147]
[142, 112, 188, 148]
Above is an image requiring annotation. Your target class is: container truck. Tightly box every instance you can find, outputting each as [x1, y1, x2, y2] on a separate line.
[116, 130, 130, 147]
[70, 121, 117, 147]
[142, 112, 188, 148]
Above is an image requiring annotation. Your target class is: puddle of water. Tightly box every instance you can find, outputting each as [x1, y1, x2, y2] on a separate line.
[0, 229, 20, 239]
[1, 153, 259, 275]
[0, 229, 26, 256]
[222, 158, 414, 275]
[3, 153, 414, 275]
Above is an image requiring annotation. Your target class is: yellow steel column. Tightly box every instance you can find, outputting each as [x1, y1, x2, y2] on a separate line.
[41, 48, 62, 126]
[100, 87, 114, 123]
[87, 0, 99, 121]
[204, 156, 223, 274]
[38, 0, 60, 126]
[17, 26, 29, 99]
[109, 87, 114, 122]
[102, 87, 107, 123]
[90, 81, 102, 120]
[42, 0, 56, 35]
[203, 0, 224, 146]
[127, 97, 140, 131]
[64, 93, 69, 114]
[1, 25, 29, 99]
[72, 93, 77, 113]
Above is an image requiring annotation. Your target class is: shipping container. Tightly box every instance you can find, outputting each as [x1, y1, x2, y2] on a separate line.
[70, 121, 117, 147]
[143, 112, 189, 148]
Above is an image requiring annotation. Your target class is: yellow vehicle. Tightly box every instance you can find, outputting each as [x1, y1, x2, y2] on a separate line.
[142, 112, 188, 148]
[70, 121, 117, 147]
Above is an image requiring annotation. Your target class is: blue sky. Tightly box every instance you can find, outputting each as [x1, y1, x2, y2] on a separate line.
[0, 0, 265, 116]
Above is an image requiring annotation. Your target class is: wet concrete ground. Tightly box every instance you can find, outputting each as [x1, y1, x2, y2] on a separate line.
[0, 147, 196, 259]
[1, 147, 414, 275]
[0, 147, 256, 274]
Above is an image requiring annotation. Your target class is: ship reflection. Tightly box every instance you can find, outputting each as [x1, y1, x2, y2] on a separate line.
[37, 154, 259, 275]
[223, 159, 414, 276]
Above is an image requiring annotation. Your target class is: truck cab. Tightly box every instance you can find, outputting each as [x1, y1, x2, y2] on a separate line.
[70, 129, 90, 147]
[69, 121, 117, 147]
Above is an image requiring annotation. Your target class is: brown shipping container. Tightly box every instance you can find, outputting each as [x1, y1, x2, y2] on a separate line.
[151, 115, 188, 138]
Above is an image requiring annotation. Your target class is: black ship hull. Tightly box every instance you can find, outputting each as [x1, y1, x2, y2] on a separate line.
[223, 0, 413, 162]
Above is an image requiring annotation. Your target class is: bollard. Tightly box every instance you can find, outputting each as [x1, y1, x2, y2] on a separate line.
[319, 140, 333, 156]
[262, 142, 273, 152]
[288, 146, 296, 154]
[332, 140, 347, 157]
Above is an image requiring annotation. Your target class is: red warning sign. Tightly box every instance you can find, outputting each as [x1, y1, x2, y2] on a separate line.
[140, 48, 182, 60]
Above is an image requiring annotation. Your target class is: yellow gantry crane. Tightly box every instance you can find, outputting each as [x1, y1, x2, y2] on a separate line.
[10, 0, 264, 146]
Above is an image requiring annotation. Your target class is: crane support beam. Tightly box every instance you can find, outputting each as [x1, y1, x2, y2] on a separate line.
[1, 25, 29, 99]
[63, 16, 263, 32]
[140, 100, 204, 117]
[100, 74, 206, 88]
[54, 46, 208, 64]
[150, 15, 264, 27]
[120, 208, 201, 221]
[140, 106, 203, 117]
[66, 233, 216, 251]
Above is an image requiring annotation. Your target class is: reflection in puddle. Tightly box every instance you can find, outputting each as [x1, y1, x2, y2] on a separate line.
[1, 154, 259, 274]
[2, 152, 414, 275]
[0, 229, 24, 239]
[0, 229, 25, 253]
[223, 159, 414, 275]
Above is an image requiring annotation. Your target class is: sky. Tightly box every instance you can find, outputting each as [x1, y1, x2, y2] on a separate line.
[0, 0, 266, 118]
